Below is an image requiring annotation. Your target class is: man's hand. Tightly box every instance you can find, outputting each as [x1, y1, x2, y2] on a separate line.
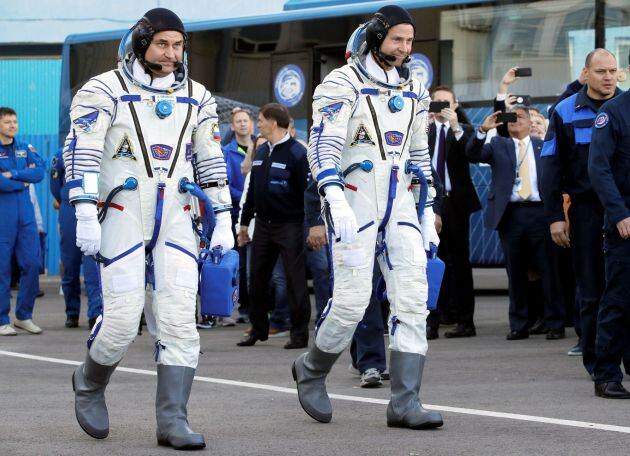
[479, 111, 504, 134]
[499, 67, 519, 93]
[306, 225, 328, 250]
[504, 94, 518, 110]
[2, 171, 12, 179]
[75, 202, 101, 256]
[440, 108, 459, 131]
[209, 212, 235, 254]
[616, 217, 630, 239]
[434, 214, 442, 234]
[550, 221, 570, 248]
[237, 225, 250, 247]
[325, 185, 358, 244]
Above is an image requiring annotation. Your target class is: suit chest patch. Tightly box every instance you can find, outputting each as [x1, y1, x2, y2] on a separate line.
[15, 149, 27, 158]
[384, 131, 404, 146]
[351, 124, 375, 146]
[151, 144, 173, 161]
[112, 135, 136, 160]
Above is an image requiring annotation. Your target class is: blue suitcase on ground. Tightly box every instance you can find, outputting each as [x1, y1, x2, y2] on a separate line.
[199, 247, 240, 317]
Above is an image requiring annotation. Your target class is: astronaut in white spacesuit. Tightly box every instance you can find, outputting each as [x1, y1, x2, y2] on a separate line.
[292, 5, 443, 429]
[66, 8, 233, 450]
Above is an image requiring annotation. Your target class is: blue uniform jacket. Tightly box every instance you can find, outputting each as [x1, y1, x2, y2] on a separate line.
[50, 149, 67, 203]
[0, 139, 45, 233]
[541, 85, 623, 223]
[588, 90, 630, 231]
[466, 134, 543, 231]
[222, 136, 249, 216]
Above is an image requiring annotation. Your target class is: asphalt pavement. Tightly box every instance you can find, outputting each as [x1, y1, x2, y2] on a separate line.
[1, 274, 628, 456]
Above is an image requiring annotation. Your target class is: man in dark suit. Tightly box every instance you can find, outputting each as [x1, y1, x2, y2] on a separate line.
[466, 107, 565, 340]
[426, 86, 480, 339]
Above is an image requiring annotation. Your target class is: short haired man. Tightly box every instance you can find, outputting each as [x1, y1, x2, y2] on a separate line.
[0, 107, 45, 337]
[237, 103, 311, 349]
[66, 8, 234, 449]
[292, 5, 443, 429]
[426, 85, 479, 339]
[587, 52, 630, 398]
[467, 106, 565, 340]
[541, 49, 622, 378]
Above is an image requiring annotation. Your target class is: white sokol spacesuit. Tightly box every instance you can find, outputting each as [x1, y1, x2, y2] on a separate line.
[293, 6, 443, 430]
[67, 8, 232, 450]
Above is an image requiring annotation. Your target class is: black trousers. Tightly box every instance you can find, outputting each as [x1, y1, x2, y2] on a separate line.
[594, 230, 630, 383]
[498, 203, 564, 332]
[568, 197, 606, 374]
[429, 196, 475, 328]
[249, 219, 310, 341]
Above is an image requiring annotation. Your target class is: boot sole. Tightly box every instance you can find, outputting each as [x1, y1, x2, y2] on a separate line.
[387, 419, 444, 430]
[72, 371, 109, 439]
[158, 439, 206, 450]
[291, 362, 331, 424]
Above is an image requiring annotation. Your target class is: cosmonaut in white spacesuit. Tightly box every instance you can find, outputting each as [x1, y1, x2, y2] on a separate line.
[292, 5, 443, 430]
[66, 8, 233, 450]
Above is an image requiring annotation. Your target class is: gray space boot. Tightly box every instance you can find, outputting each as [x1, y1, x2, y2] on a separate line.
[155, 365, 206, 450]
[292, 346, 342, 423]
[386, 351, 443, 429]
[72, 355, 118, 439]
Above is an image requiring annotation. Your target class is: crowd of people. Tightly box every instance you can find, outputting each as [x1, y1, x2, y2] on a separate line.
[0, 3, 629, 451]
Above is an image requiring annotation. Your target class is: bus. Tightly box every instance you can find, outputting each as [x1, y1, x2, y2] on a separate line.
[59, 0, 630, 266]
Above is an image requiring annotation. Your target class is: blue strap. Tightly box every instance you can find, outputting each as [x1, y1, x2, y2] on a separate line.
[361, 88, 382, 96]
[94, 241, 143, 267]
[165, 241, 197, 262]
[402, 91, 417, 99]
[176, 96, 199, 105]
[66, 179, 83, 190]
[361, 88, 416, 99]
[378, 165, 398, 232]
[316, 168, 340, 182]
[146, 183, 165, 253]
[120, 95, 141, 102]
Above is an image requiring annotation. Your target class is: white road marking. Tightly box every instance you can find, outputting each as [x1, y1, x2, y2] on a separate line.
[2, 349, 629, 435]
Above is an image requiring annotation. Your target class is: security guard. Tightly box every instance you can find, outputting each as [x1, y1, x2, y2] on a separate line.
[541, 49, 622, 376]
[587, 73, 630, 399]
[50, 149, 102, 329]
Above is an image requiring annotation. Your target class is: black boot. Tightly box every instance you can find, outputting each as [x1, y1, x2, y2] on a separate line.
[72, 354, 118, 439]
[386, 351, 443, 429]
[156, 365, 206, 450]
[292, 346, 342, 423]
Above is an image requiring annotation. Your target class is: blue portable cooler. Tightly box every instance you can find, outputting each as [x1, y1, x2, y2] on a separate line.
[426, 250, 445, 311]
[199, 247, 240, 317]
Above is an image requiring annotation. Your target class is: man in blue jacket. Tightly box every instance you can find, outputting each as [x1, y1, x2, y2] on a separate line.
[587, 53, 630, 399]
[541, 49, 622, 377]
[50, 149, 102, 329]
[0, 107, 45, 336]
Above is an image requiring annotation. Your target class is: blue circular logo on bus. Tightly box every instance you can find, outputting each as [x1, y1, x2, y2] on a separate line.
[274, 64, 305, 108]
[409, 53, 434, 89]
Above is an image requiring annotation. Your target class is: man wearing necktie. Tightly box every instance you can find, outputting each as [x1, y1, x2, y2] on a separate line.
[466, 106, 565, 340]
[426, 86, 479, 339]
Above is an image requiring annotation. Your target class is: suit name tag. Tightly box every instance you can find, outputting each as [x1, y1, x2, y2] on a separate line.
[271, 162, 286, 169]
[513, 177, 522, 193]
[252, 160, 263, 166]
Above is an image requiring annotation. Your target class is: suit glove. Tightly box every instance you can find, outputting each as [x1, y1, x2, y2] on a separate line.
[75, 202, 101, 256]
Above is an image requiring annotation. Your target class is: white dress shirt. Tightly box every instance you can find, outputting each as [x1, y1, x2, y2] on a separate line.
[430, 120, 464, 192]
[268, 132, 291, 154]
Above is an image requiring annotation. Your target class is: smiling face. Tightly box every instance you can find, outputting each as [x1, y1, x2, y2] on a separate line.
[144, 30, 184, 78]
[529, 112, 547, 139]
[379, 23, 414, 67]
